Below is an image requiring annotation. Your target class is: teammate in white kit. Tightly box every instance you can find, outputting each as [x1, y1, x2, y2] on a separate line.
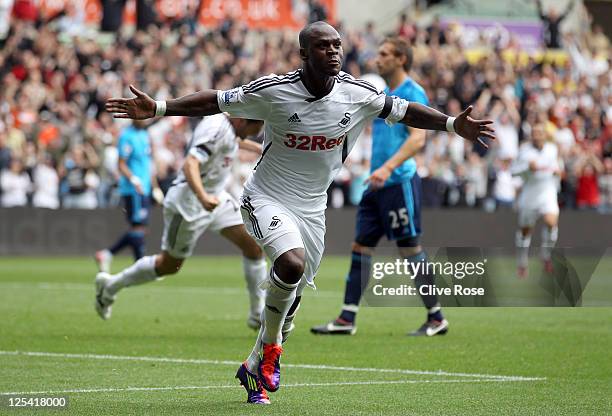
[106, 22, 495, 405]
[512, 123, 561, 278]
[94, 114, 269, 330]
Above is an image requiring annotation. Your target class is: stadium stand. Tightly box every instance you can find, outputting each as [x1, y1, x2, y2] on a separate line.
[0, 1, 609, 212]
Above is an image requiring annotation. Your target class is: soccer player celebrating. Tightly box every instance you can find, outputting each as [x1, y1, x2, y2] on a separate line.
[311, 37, 448, 337]
[94, 115, 268, 332]
[95, 120, 163, 272]
[106, 22, 494, 404]
[512, 123, 561, 278]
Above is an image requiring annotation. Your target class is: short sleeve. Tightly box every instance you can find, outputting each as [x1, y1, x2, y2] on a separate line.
[188, 117, 223, 163]
[373, 94, 410, 126]
[363, 92, 387, 121]
[217, 78, 272, 120]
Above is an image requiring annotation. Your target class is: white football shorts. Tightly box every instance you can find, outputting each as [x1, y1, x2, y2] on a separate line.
[161, 191, 243, 258]
[239, 192, 325, 289]
[517, 190, 559, 227]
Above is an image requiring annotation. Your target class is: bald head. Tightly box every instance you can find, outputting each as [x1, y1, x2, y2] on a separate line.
[298, 21, 343, 77]
[299, 21, 338, 49]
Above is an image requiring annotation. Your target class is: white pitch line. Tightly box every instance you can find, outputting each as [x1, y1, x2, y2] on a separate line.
[0, 282, 341, 298]
[0, 379, 532, 396]
[0, 351, 545, 382]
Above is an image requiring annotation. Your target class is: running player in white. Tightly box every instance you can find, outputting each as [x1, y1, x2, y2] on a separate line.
[106, 21, 495, 405]
[512, 122, 561, 278]
[95, 114, 268, 330]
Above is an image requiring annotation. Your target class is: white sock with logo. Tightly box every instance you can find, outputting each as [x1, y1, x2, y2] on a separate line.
[243, 257, 267, 320]
[262, 271, 298, 345]
[246, 320, 264, 373]
[106, 255, 158, 296]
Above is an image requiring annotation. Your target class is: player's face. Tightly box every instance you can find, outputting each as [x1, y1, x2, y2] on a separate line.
[376, 43, 401, 78]
[305, 30, 343, 76]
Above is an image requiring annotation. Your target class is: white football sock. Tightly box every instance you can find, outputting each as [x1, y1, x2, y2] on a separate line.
[106, 255, 158, 296]
[540, 226, 558, 261]
[281, 278, 306, 342]
[262, 271, 298, 345]
[515, 231, 531, 268]
[243, 257, 267, 319]
[246, 319, 264, 373]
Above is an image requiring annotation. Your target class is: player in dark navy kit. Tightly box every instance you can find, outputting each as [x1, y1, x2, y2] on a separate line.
[311, 37, 448, 337]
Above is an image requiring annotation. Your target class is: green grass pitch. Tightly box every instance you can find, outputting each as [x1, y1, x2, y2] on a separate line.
[0, 256, 611, 415]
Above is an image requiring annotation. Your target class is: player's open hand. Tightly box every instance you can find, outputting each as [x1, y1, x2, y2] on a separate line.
[365, 165, 392, 190]
[454, 106, 495, 148]
[105, 85, 156, 119]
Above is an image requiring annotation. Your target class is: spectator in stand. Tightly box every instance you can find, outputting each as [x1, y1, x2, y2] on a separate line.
[554, 116, 576, 158]
[575, 148, 604, 209]
[308, 0, 327, 23]
[32, 152, 59, 209]
[493, 158, 520, 209]
[536, 0, 575, 49]
[1, 157, 30, 207]
[489, 96, 520, 161]
[397, 13, 416, 42]
[59, 144, 99, 209]
[0, 8, 608, 212]
[0, 128, 12, 171]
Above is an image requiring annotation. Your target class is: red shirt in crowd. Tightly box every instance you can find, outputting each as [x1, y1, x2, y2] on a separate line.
[576, 172, 600, 208]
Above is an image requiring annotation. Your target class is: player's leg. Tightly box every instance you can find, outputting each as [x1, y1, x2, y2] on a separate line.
[540, 211, 559, 274]
[516, 207, 536, 279]
[237, 248, 303, 397]
[211, 193, 267, 329]
[219, 224, 267, 329]
[94, 251, 182, 320]
[399, 238, 448, 336]
[237, 196, 305, 398]
[95, 195, 135, 272]
[251, 213, 325, 391]
[394, 176, 448, 336]
[94, 207, 204, 320]
[95, 194, 148, 272]
[126, 194, 150, 261]
[311, 189, 383, 335]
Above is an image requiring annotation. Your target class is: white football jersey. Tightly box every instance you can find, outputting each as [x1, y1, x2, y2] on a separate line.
[513, 141, 560, 205]
[164, 114, 238, 221]
[217, 70, 407, 214]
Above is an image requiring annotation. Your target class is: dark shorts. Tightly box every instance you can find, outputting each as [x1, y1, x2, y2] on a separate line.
[354, 174, 422, 247]
[122, 194, 150, 226]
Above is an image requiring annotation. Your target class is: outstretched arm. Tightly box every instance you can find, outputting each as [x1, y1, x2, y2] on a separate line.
[400, 103, 495, 148]
[560, 0, 575, 21]
[535, 0, 545, 19]
[106, 85, 221, 119]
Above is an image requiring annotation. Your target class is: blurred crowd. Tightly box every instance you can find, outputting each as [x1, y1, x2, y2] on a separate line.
[0, 2, 610, 213]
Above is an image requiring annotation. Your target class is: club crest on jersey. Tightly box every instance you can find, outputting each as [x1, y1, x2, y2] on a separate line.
[338, 112, 352, 128]
[268, 216, 282, 230]
[223, 89, 239, 106]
